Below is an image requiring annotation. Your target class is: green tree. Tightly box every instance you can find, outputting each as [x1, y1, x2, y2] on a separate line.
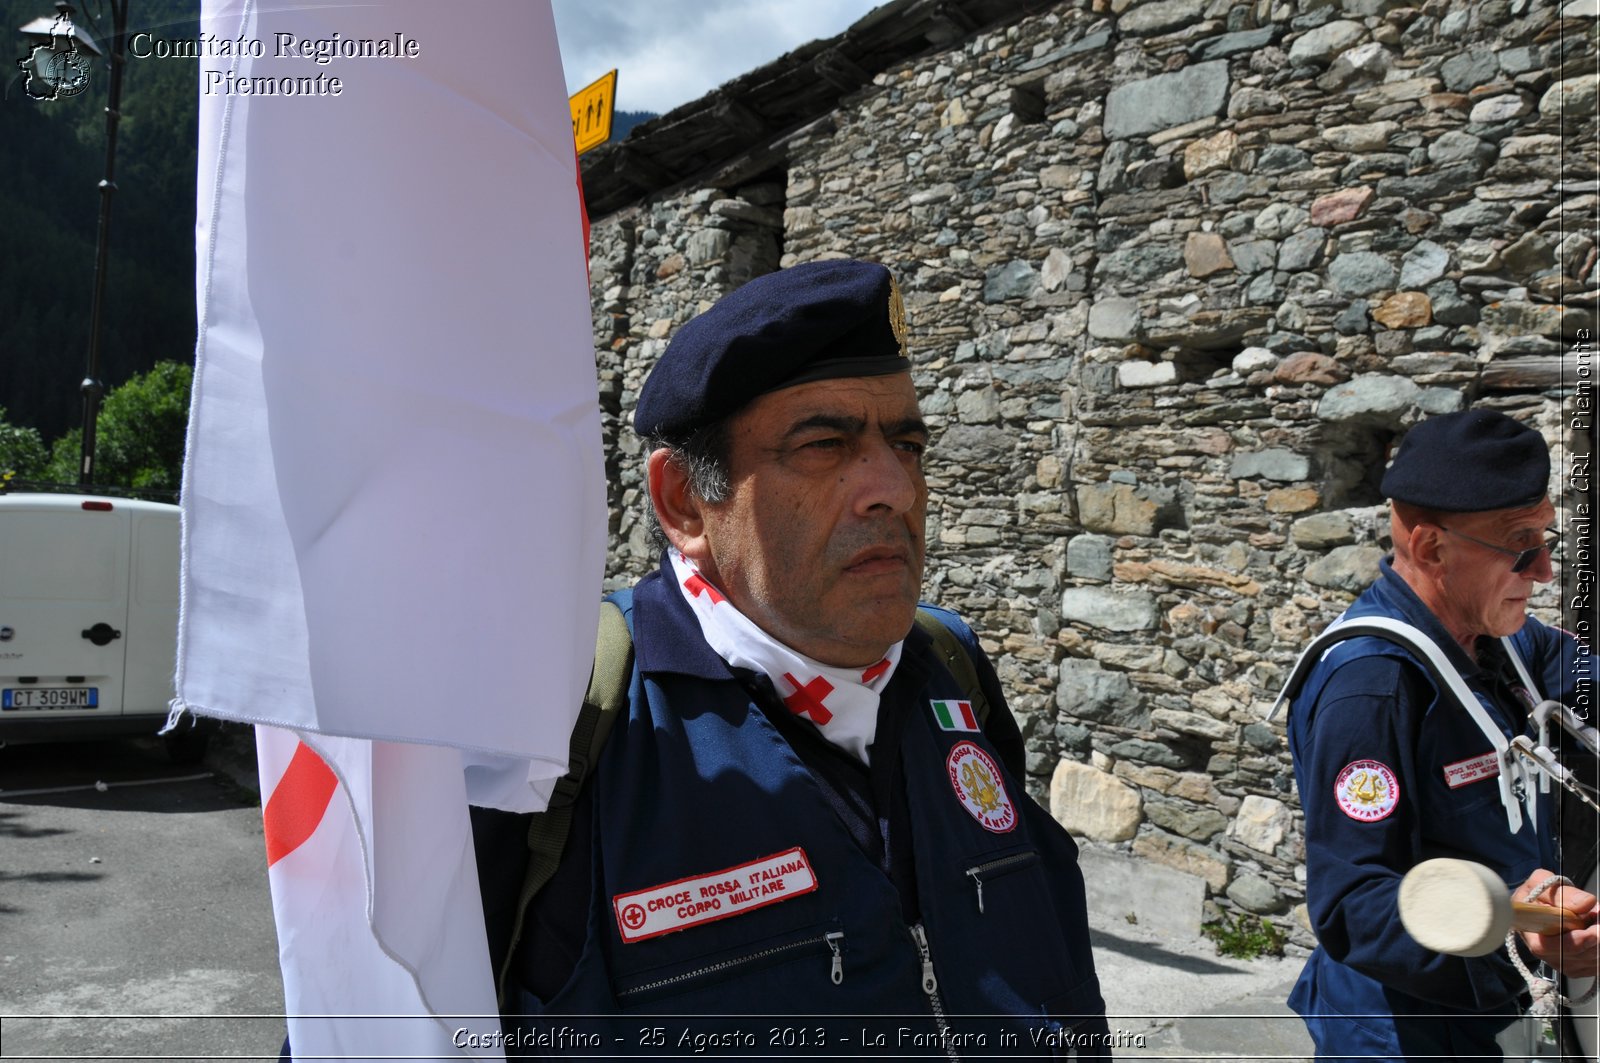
[0, 406, 49, 479]
[46, 361, 192, 492]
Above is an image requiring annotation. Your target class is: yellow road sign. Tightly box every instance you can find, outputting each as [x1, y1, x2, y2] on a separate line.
[571, 70, 618, 156]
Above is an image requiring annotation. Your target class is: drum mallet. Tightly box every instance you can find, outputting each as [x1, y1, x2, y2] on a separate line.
[1398, 858, 1595, 957]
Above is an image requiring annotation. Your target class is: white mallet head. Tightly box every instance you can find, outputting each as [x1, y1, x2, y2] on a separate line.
[1398, 858, 1513, 957]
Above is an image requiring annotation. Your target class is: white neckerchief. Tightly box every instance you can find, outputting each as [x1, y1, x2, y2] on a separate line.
[668, 549, 902, 764]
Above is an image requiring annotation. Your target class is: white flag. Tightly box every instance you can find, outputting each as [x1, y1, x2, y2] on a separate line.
[177, 0, 603, 1055]
[257, 726, 501, 1057]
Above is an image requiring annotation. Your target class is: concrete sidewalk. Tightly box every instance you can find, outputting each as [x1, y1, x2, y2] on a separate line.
[1073, 843, 1314, 1058]
[1089, 911, 1312, 1060]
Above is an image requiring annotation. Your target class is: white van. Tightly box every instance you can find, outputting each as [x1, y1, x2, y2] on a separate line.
[0, 492, 209, 762]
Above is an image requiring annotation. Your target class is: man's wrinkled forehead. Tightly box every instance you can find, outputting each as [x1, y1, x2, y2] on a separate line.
[1464, 497, 1556, 536]
[774, 410, 930, 441]
[732, 371, 925, 444]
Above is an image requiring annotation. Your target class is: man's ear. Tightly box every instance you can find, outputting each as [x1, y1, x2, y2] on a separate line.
[646, 448, 710, 558]
[1408, 522, 1446, 571]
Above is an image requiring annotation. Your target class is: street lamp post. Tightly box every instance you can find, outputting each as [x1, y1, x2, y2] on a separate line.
[18, 0, 130, 487]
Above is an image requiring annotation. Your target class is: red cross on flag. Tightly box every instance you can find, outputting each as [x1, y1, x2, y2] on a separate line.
[255, 728, 498, 1052]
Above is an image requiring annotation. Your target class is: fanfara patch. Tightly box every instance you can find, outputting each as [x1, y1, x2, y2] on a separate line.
[946, 740, 1016, 833]
[888, 275, 910, 359]
[1334, 759, 1400, 822]
[1443, 751, 1500, 789]
[611, 847, 818, 944]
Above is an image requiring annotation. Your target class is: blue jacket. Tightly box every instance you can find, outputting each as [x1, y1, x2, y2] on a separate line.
[1285, 557, 1588, 1058]
[479, 559, 1108, 1055]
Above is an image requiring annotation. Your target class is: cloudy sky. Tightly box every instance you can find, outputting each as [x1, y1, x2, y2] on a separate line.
[551, 0, 886, 115]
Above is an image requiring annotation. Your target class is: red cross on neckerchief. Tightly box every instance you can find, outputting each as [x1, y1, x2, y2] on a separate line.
[861, 659, 890, 684]
[683, 571, 725, 605]
[782, 672, 834, 725]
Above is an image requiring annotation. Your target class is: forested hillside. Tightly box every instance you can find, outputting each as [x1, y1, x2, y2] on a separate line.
[612, 109, 654, 141]
[2, 0, 200, 446]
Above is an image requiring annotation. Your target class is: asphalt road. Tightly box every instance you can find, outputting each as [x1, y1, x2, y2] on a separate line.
[0, 733, 286, 1062]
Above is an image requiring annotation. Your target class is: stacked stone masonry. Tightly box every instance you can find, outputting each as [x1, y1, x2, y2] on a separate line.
[586, 0, 1598, 943]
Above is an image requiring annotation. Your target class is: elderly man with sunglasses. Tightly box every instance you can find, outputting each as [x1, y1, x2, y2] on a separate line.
[1284, 408, 1597, 1060]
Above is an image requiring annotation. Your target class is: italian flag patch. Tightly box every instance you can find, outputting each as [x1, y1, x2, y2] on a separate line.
[931, 699, 979, 732]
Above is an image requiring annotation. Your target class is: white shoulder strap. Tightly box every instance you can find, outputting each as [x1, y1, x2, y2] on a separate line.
[1499, 636, 1550, 795]
[1270, 616, 1532, 834]
[1499, 635, 1545, 705]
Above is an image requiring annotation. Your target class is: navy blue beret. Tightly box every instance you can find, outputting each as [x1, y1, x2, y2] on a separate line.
[1381, 409, 1549, 511]
[634, 259, 911, 439]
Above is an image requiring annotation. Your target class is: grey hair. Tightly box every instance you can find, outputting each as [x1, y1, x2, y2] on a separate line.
[643, 417, 732, 550]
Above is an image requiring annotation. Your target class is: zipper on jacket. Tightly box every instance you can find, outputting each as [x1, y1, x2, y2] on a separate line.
[909, 922, 959, 1060]
[616, 931, 842, 1001]
[963, 851, 1037, 914]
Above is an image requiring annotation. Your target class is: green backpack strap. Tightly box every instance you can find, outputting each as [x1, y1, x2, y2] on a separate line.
[497, 599, 633, 1005]
[914, 607, 991, 730]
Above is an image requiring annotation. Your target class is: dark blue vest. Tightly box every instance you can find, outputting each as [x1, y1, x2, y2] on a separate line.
[513, 577, 1107, 1055]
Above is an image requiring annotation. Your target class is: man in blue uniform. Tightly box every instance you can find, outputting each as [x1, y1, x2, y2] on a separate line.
[1286, 409, 1598, 1059]
[474, 260, 1109, 1055]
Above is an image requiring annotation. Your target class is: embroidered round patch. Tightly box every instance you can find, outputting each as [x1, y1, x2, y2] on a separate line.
[946, 741, 1017, 833]
[1334, 759, 1400, 822]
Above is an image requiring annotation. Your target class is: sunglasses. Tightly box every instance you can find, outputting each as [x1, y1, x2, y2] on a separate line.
[1441, 527, 1561, 573]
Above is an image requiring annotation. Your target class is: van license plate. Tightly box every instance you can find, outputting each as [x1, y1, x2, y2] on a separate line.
[2, 687, 99, 710]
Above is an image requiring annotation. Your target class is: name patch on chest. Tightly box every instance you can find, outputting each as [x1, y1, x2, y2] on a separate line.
[611, 847, 818, 944]
[1334, 759, 1400, 822]
[946, 740, 1017, 833]
[1443, 751, 1500, 789]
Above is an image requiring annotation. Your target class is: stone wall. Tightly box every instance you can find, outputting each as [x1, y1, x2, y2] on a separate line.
[585, 0, 1597, 939]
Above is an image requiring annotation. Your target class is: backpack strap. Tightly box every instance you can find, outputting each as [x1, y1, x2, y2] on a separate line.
[496, 593, 633, 1005]
[1269, 615, 1532, 835]
[915, 607, 991, 730]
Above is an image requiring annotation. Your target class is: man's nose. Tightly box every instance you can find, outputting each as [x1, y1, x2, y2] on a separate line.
[1525, 543, 1555, 584]
[853, 440, 920, 516]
